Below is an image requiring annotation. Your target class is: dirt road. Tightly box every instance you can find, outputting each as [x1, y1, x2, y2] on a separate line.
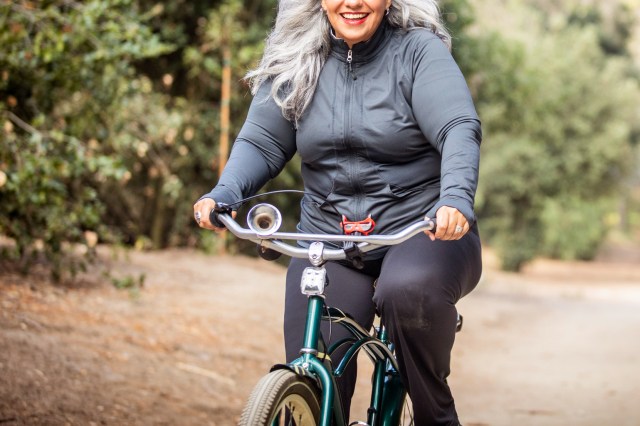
[1, 247, 639, 425]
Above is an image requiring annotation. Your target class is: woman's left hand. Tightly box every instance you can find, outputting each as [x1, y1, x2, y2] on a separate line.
[426, 206, 469, 241]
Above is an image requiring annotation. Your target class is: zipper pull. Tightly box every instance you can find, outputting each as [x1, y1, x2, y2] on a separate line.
[346, 49, 357, 80]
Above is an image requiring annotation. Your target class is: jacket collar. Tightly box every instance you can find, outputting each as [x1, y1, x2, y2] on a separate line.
[329, 20, 392, 63]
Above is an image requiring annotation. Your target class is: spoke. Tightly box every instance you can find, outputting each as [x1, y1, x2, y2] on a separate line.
[402, 398, 415, 426]
[288, 403, 295, 426]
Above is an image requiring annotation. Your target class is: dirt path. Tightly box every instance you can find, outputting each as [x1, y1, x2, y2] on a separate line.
[1, 247, 639, 425]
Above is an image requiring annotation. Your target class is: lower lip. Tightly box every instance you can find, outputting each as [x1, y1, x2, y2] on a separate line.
[341, 15, 368, 25]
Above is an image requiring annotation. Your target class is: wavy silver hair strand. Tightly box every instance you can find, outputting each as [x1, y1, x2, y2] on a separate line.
[246, 0, 451, 123]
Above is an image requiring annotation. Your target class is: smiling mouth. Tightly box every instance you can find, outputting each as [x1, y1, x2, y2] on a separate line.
[341, 12, 369, 20]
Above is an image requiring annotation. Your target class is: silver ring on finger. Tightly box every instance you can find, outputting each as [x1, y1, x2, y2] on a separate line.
[195, 211, 202, 224]
[455, 225, 463, 233]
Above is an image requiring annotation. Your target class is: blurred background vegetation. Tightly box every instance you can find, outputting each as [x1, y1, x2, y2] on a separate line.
[1, 0, 639, 279]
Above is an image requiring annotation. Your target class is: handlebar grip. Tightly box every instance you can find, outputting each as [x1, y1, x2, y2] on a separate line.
[209, 203, 233, 229]
[424, 216, 437, 233]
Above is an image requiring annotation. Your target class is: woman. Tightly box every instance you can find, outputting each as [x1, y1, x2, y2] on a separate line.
[194, 0, 482, 424]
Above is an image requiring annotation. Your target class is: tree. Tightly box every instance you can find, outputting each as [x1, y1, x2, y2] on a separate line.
[465, 4, 639, 270]
[0, 0, 172, 278]
[0, 0, 281, 277]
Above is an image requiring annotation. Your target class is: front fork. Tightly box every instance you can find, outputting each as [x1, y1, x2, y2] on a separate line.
[285, 243, 406, 426]
[297, 295, 345, 426]
[293, 244, 347, 425]
[281, 293, 346, 426]
[287, 295, 406, 426]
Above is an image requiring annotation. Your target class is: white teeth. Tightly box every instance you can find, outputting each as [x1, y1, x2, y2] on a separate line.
[342, 13, 367, 19]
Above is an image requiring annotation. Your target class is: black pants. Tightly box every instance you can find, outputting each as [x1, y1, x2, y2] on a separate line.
[284, 229, 482, 426]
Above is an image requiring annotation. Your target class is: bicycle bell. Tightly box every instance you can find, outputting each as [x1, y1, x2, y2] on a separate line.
[246, 203, 282, 236]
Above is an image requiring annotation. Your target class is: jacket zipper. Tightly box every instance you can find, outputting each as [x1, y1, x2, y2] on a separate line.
[346, 49, 357, 80]
[344, 49, 364, 219]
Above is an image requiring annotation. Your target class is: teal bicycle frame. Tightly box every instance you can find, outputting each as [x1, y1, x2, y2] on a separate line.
[281, 283, 408, 426]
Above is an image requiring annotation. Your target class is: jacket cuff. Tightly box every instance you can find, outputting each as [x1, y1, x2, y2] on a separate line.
[427, 198, 476, 225]
[198, 185, 241, 209]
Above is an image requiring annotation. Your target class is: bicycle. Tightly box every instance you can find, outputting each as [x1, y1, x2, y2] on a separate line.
[209, 201, 462, 426]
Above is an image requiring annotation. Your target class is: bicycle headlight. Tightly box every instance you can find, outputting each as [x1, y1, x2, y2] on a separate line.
[246, 203, 282, 236]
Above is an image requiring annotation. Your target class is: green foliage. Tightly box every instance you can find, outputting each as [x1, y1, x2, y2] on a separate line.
[440, 0, 475, 41]
[540, 197, 611, 261]
[108, 271, 146, 299]
[0, 0, 173, 279]
[469, 3, 639, 270]
[0, 127, 113, 279]
[0, 0, 280, 279]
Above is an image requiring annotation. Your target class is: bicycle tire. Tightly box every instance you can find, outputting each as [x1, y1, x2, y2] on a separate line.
[238, 369, 321, 426]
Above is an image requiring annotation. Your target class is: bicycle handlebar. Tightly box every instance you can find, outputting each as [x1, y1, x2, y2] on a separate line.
[210, 203, 436, 262]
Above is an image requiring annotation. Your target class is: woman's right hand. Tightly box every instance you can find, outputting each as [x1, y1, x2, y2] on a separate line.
[193, 198, 235, 232]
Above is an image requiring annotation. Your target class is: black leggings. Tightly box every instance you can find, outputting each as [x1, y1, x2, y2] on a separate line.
[284, 229, 482, 426]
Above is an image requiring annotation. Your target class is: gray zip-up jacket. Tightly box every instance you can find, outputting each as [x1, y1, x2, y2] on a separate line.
[204, 22, 481, 239]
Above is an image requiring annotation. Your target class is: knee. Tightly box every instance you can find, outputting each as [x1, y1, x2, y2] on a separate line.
[373, 267, 454, 323]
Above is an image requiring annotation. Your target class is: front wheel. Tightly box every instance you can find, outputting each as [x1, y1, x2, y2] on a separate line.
[238, 369, 321, 426]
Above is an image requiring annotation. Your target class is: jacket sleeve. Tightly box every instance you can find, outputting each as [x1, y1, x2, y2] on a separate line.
[200, 82, 297, 207]
[409, 31, 482, 224]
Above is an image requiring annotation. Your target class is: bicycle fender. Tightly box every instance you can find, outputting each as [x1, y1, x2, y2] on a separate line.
[269, 363, 320, 386]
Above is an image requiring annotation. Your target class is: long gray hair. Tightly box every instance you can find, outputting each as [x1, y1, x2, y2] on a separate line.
[246, 0, 451, 123]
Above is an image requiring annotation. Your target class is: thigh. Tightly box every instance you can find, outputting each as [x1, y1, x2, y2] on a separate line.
[376, 228, 482, 305]
[284, 258, 377, 362]
[371, 231, 482, 423]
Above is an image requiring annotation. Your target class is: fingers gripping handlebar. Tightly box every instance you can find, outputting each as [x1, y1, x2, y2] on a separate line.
[209, 203, 233, 229]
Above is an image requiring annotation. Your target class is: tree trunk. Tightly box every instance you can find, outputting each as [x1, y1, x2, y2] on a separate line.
[217, 44, 232, 254]
[219, 46, 231, 178]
